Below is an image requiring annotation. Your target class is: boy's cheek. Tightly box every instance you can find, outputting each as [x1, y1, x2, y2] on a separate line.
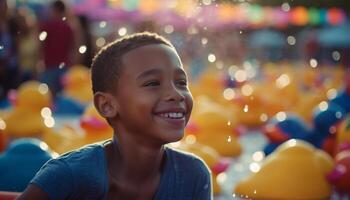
[186, 93, 194, 111]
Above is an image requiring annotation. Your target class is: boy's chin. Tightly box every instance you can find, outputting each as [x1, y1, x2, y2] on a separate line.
[163, 131, 184, 144]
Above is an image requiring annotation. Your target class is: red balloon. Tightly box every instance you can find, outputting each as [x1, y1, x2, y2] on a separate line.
[327, 8, 346, 25]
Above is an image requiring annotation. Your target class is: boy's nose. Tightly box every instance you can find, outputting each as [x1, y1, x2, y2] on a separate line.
[164, 86, 185, 102]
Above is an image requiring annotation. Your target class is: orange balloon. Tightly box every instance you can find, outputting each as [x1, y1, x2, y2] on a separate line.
[290, 6, 308, 26]
[139, 0, 160, 15]
[218, 4, 235, 22]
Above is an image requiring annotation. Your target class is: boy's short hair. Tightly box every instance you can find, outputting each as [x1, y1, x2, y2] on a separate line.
[91, 32, 174, 94]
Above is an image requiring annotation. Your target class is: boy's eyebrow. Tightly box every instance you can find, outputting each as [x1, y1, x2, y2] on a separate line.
[137, 68, 162, 80]
[136, 67, 187, 80]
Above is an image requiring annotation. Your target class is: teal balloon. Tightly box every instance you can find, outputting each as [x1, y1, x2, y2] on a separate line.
[122, 0, 139, 11]
[319, 9, 328, 25]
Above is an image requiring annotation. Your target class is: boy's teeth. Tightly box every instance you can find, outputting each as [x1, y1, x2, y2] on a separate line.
[159, 112, 184, 119]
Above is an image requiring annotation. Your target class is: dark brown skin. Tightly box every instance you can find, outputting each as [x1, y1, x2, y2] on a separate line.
[16, 184, 49, 200]
[99, 44, 193, 199]
[17, 44, 193, 200]
[104, 141, 164, 200]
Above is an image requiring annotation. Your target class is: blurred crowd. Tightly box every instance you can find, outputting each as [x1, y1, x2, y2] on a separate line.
[0, 0, 94, 99]
[1, 0, 349, 101]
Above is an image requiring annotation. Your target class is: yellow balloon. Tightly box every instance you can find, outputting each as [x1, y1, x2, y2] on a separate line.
[234, 139, 334, 199]
[3, 81, 53, 138]
[62, 65, 93, 104]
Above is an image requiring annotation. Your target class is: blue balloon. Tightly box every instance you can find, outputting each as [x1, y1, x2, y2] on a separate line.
[263, 143, 280, 155]
[224, 75, 237, 88]
[308, 102, 346, 148]
[269, 114, 311, 139]
[0, 138, 53, 192]
[263, 114, 311, 155]
[53, 96, 85, 116]
[313, 102, 346, 135]
[331, 89, 350, 113]
[306, 129, 325, 148]
[0, 98, 10, 109]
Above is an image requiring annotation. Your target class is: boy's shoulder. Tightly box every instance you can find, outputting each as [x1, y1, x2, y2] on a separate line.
[156, 146, 213, 200]
[58, 142, 105, 162]
[53, 141, 107, 175]
[165, 146, 211, 175]
[30, 142, 108, 200]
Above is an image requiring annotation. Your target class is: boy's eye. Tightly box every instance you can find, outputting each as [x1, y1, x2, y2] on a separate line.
[176, 79, 188, 87]
[144, 81, 160, 87]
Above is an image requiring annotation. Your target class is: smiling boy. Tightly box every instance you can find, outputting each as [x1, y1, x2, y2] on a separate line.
[17, 32, 212, 200]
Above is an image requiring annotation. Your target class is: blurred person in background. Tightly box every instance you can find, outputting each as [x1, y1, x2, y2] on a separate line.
[75, 15, 94, 68]
[39, 0, 74, 97]
[0, 0, 20, 100]
[12, 7, 40, 83]
[304, 31, 320, 62]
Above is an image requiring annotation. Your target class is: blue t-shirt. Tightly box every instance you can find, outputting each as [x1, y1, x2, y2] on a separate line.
[30, 142, 213, 200]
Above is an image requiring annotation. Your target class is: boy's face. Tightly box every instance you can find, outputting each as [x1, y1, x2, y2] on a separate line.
[112, 44, 193, 145]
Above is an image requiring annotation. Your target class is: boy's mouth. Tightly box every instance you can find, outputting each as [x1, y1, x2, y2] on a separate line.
[154, 108, 187, 126]
[157, 112, 184, 119]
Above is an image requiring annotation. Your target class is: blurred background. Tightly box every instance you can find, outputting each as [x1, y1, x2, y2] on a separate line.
[0, 0, 350, 199]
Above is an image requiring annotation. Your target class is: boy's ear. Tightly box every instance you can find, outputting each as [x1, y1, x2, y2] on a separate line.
[93, 92, 119, 118]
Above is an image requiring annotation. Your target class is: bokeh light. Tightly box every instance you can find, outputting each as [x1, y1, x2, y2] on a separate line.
[319, 101, 329, 111]
[118, 27, 127, 36]
[276, 112, 287, 121]
[223, 88, 236, 100]
[39, 31, 47, 41]
[0, 119, 6, 130]
[309, 58, 318, 68]
[38, 84, 49, 94]
[208, 54, 216, 63]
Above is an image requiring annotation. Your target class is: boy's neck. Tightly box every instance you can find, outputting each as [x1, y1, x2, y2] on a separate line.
[106, 136, 166, 183]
